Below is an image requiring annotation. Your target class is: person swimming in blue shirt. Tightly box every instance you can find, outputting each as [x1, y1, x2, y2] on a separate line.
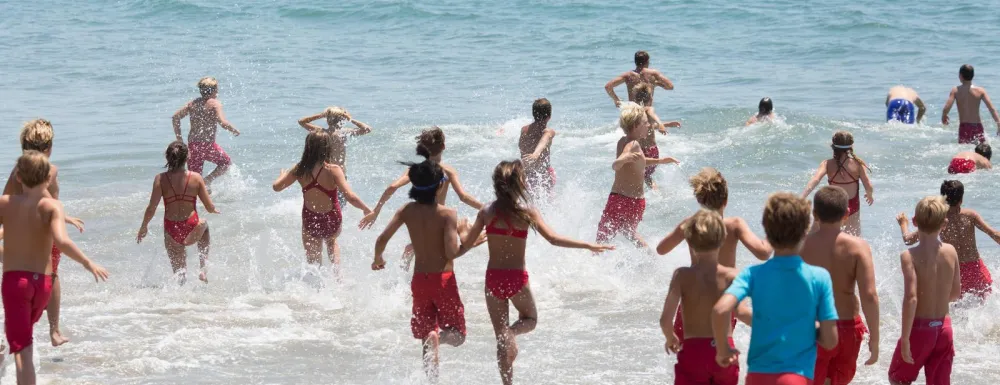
[711, 192, 839, 385]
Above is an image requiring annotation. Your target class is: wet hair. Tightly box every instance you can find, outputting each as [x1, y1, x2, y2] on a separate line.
[17, 151, 51, 188]
[619, 102, 646, 134]
[532, 98, 552, 122]
[690, 167, 728, 210]
[164, 141, 189, 171]
[405, 159, 445, 205]
[914, 196, 948, 232]
[684, 209, 726, 252]
[762, 192, 812, 249]
[940, 180, 964, 207]
[758, 97, 773, 115]
[633, 83, 653, 106]
[294, 131, 333, 177]
[634, 51, 650, 68]
[20, 119, 54, 153]
[492, 160, 533, 226]
[198, 77, 218, 97]
[813, 186, 849, 223]
[960, 64, 975, 81]
[831, 131, 870, 173]
[975, 142, 992, 160]
[416, 126, 446, 158]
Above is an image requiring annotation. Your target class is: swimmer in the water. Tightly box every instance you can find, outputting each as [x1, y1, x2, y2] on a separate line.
[297, 106, 373, 168]
[745, 97, 776, 125]
[171, 77, 241, 189]
[518, 98, 558, 201]
[802, 131, 874, 236]
[633, 83, 681, 190]
[885, 86, 927, 124]
[942, 64, 1000, 144]
[947, 142, 992, 174]
[605, 50, 675, 108]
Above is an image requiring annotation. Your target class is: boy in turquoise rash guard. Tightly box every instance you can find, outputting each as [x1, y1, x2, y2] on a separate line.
[711, 192, 839, 385]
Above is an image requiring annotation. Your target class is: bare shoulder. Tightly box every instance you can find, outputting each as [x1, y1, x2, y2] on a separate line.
[544, 128, 556, 137]
[39, 197, 63, 213]
[439, 205, 458, 220]
[519, 124, 531, 135]
[719, 265, 739, 281]
[724, 216, 746, 231]
[324, 163, 345, 174]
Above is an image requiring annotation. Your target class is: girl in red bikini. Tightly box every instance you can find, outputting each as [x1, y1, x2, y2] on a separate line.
[273, 131, 372, 269]
[459, 160, 613, 385]
[138, 141, 218, 283]
[802, 131, 874, 236]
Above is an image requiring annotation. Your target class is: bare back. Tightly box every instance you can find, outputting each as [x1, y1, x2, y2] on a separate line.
[904, 242, 959, 318]
[482, 206, 530, 271]
[327, 134, 348, 169]
[887, 86, 919, 103]
[941, 208, 982, 263]
[954, 84, 988, 124]
[678, 264, 738, 338]
[953, 151, 992, 170]
[297, 163, 343, 214]
[801, 230, 866, 319]
[611, 138, 647, 198]
[0, 195, 57, 274]
[518, 124, 553, 171]
[159, 170, 205, 222]
[625, 69, 663, 105]
[825, 157, 862, 200]
[186, 97, 222, 143]
[401, 202, 457, 273]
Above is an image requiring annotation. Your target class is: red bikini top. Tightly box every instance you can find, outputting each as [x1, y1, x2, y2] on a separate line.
[302, 166, 338, 199]
[485, 214, 529, 239]
[162, 171, 197, 204]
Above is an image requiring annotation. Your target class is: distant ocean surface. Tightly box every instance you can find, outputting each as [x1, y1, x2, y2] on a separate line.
[1, 1, 999, 384]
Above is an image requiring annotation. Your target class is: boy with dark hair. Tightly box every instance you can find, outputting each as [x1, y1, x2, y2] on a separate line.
[947, 143, 992, 174]
[519, 98, 557, 200]
[172, 76, 241, 187]
[942, 64, 1000, 143]
[604, 50, 675, 108]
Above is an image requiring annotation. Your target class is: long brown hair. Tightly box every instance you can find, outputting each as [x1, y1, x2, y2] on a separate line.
[164, 141, 188, 171]
[416, 127, 445, 159]
[830, 131, 870, 173]
[295, 131, 333, 177]
[492, 160, 533, 226]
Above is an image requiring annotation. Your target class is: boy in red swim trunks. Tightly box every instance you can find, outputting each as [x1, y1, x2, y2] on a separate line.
[172, 77, 241, 188]
[2, 119, 85, 347]
[942, 64, 999, 144]
[801, 186, 881, 385]
[633, 84, 682, 190]
[519, 98, 558, 201]
[0, 151, 109, 385]
[596, 102, 678, 247]
[897, 180, 1000, 299]
[947, 142, 992, 174]
[888, 196, 960, 385]
[661, 209, 748, 385]
[371, 159, 482, 381]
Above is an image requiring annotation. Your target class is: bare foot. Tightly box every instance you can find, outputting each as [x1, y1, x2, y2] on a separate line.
[183, 219, 208, 246]
[51, 329, 69, 347]
[199, 269, 208, 283]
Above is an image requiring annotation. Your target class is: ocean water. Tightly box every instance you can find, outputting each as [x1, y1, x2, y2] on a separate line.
[1, 0, 999, 383]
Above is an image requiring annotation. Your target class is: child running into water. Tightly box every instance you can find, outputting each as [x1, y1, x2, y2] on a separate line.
[746, 97, 775, 125]
[713, 192, 838, 385]
[661, 209, 750, 385]
[947, 142, 991, 174]
[802, 130, 874, 236]
[596, 102, 679, 247]
[897, 180, 1000, 298]
[518, 99, 558, 201]
[3, 119, 85, 347]
[360, 127, 483, 269]
[298, 106, 373, 169]
[371, 159, 483, 382]
[801, 186, 881, 385]
[633, 84, 682, 190]
[273, 131, 372, 270]
[0, 152, 108, 385]
[459, 160, 612, 385]
[137, 141, 218, 283]
[172, 77, 241, 188]
[888, 196, 960, 385]
[942, 64, 1000, 144]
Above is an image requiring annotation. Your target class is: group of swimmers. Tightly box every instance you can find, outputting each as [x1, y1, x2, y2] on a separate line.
[0, 51, 997, 385]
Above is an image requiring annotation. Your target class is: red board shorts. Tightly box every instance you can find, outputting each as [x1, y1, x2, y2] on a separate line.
[187, 141, 232, 174]
[2, 271, 53, 353]
[596, 193, 646, 243]
[888, 317, 953, 385]
[947, 158, 976, 174]
[814, 316, 868, 385]
[958, 123, 985, 144]
[960, 259, 993, 298]
[410, 271, 466, 340]
[675, 337, 739, 385]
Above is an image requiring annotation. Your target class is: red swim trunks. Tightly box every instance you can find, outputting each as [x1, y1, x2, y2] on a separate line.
[888, 317, 953, 385]
[960, 259, 993, 298]
[2, 271, 53, 353]
[410, 271, 466, 340]
[673, 307, 737, 340]
[51, 245, 61, 276]
[675, 337, 739, 385]
[947, 158, 976, 174]
[814, 316, 868, 385]
[596, 193, 646, 244]
[187, 141, 232, 175]
[745, 373, 812, 385]
[958, 122, 985, 144]
[164, 212, 200, 245]
[643, 145, 660, 180]
[485, 269, 529, 300]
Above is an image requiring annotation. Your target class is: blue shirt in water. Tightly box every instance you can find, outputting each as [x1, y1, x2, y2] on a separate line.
[724, 255, 838, 380]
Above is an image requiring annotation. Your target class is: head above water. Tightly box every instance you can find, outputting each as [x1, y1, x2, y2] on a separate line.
[813, 186, 849, 223]
[634, 51, 649, 69]
[324, 106, 348, 127]
[940, 180, 964, 207]
[975, 142, 992, 160]
[16, 151, 51, 189]
[619, 102, 647, 136]
[758, 97, 773, 115]
[492, 160, 533, 226]
[690, 167, 728, 210]
[405, 159, 446, 205]
[532, 98, 552, 122]
[294, 131, 333, 177]
[20, 118, 54, 154]
[164, 141, 189, 172]
[416, 126, 446, 159]
[684, 209, 726, 252]
[762, 192, 812, 250]
[960, 64, 975, 82]
[633, 83, 653, 106]
[830, 130, 870, 171]
[914, 195, 948, 233]
[198, 77, 218, 97]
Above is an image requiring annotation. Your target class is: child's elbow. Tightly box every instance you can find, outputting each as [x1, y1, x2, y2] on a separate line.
[820, 332, 838, 350]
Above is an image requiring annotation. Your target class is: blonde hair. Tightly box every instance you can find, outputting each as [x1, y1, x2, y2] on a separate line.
[762, 192, 812, 249]
[16, 151, 51, 188]
[684, 209, 726, 252]
[324, 106, 347, 119]
[914, 196, 948, 232]
[198, 77, 218, 96]
[20, 119, 54, 153]
[690, 167, 728, 210]
[619, 102, 645, 133]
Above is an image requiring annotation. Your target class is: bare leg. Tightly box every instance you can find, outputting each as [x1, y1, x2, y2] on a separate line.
[203, 162, 230, 186]
[486, 291, 516, 385]
[197, 227, 211, 283]
[14, 345, 36, 385]
[48, 276, 68, 346]
[844, 212, 862, 237]
[183, 218, 209, 246]
[325, 235, 342, 280]
[164, 232, 188, 284]
[626, 230, 649, 249]
[301, 230, 323, 265]
[422, 331, 440, 383]
[508, 285, 538, 337]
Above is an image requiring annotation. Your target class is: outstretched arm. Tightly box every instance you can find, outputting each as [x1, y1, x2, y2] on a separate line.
[896, 213, 919, 245]
[533, 209, 613, 252]
[298, 112, 326, 132]
[344, 116, 373, 137]
[972, 211, 1000, 244]
[196, 175, 220, 214]
[859, 164, 874, 205]
[801, 160, 828, 198]
[271, 166, 299, 192]
[655, 222, 685, 256]
[50, 201, 108, 282]
[655, 71, 675, 91]
[447, 169, 484, 210]
[331, 166, 372, 215]
[172, 103, 190, 141]
[735, 218, 772, 260]
[605, 73, 627, 107]
[523, 130, 555, 164]
[214, 102, 240, 136]
[457, 209, 488, 258]
[613, 143, 641, 171]
[136, 175, 164, 243]
[942, 88, 957, 125]
[359, 172, 410, 229]
[982, 91, 1000, 130]
[372, 208, 406, 270]
[915, 97, 927, 123]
